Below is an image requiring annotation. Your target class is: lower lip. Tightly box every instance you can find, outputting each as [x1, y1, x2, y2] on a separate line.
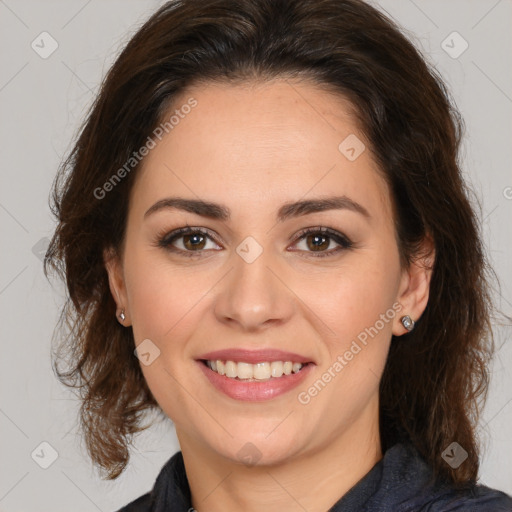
[196, 360, 314, 401]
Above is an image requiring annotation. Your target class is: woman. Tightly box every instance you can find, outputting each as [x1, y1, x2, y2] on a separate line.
[44, 0, 512, 510]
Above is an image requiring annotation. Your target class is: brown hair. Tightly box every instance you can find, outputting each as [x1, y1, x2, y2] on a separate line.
[45, 0, 499, 485]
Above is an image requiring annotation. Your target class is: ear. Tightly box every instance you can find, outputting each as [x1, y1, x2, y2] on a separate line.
[104, 247, 131, 326]
[393, 234, 435, 336]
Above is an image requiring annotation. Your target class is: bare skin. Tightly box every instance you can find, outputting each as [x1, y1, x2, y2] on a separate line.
[105, 78, 434, 512]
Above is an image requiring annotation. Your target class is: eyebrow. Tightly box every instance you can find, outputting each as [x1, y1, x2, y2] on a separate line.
[144, 195, 371, 222]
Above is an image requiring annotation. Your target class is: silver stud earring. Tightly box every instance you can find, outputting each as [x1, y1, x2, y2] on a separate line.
[118, 309, 126, 322]
[401, 315, 415, 332]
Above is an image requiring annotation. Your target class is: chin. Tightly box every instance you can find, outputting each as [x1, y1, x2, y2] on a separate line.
[217, 428, 305, 467]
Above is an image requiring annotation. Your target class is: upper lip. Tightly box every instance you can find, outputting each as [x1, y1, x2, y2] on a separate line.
[196, 348, 314, 364]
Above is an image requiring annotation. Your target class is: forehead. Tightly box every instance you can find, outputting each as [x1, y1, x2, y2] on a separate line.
[129, 78, 393, 227]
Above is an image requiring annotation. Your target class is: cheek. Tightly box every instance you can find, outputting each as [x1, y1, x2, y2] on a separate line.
[124, 252, 209, 420]
[300, 286, 396, 420]
[123, 248, 205, 344]
[310, 256, 400, 344]
[304, 249, 400, 393]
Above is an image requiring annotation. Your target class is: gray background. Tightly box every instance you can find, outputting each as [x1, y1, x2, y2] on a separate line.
[0, 0, 511, 510]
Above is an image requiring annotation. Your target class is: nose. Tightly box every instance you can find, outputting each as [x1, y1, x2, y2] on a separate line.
[213, 244, 294, 333]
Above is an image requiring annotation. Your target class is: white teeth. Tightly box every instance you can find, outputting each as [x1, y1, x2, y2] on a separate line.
[270, 361, 284, 377]
[237, 362, 253, 379]
[253, 362, 271, 380]
[225, 360, 237, 378]
[292, 362, 302, 373]
[205, 360, 304, 380]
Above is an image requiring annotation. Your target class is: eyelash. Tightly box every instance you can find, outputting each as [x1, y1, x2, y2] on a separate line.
[155, 225, 353, 259]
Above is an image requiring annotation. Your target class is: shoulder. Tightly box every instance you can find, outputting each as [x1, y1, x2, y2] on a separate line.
[115, 492, 152, 512]
[407, 484, 512, 511]
[354, 442, 512, 512]
[113, 450, 190, 512]
[389, 443, 512, 512]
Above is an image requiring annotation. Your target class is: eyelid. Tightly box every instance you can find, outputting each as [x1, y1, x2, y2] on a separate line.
[292, 226, 351, 244]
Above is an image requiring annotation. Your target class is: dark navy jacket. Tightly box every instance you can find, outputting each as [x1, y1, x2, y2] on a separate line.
[116, 442, 512, 511]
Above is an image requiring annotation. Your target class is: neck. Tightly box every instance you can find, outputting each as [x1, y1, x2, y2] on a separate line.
[177, 400, 383, 512]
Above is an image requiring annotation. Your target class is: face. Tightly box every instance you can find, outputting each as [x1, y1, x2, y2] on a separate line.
[105, 78, 432, 466]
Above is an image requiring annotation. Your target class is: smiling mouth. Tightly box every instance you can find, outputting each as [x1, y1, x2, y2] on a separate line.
[200, 359, 309, 381]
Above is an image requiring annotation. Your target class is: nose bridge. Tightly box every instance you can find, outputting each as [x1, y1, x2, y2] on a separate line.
[214, 236, 291, 330]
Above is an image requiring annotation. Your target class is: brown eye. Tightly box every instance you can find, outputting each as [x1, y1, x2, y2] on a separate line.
[291, 227, 353, 258]
[305, 233, 330, 252]
[158, 227, 222, 257]
[156, 226, 353, 259]
[182, 232, 207, 251]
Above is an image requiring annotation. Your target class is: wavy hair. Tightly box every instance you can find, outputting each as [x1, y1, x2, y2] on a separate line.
[45, 0, 499, 484]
